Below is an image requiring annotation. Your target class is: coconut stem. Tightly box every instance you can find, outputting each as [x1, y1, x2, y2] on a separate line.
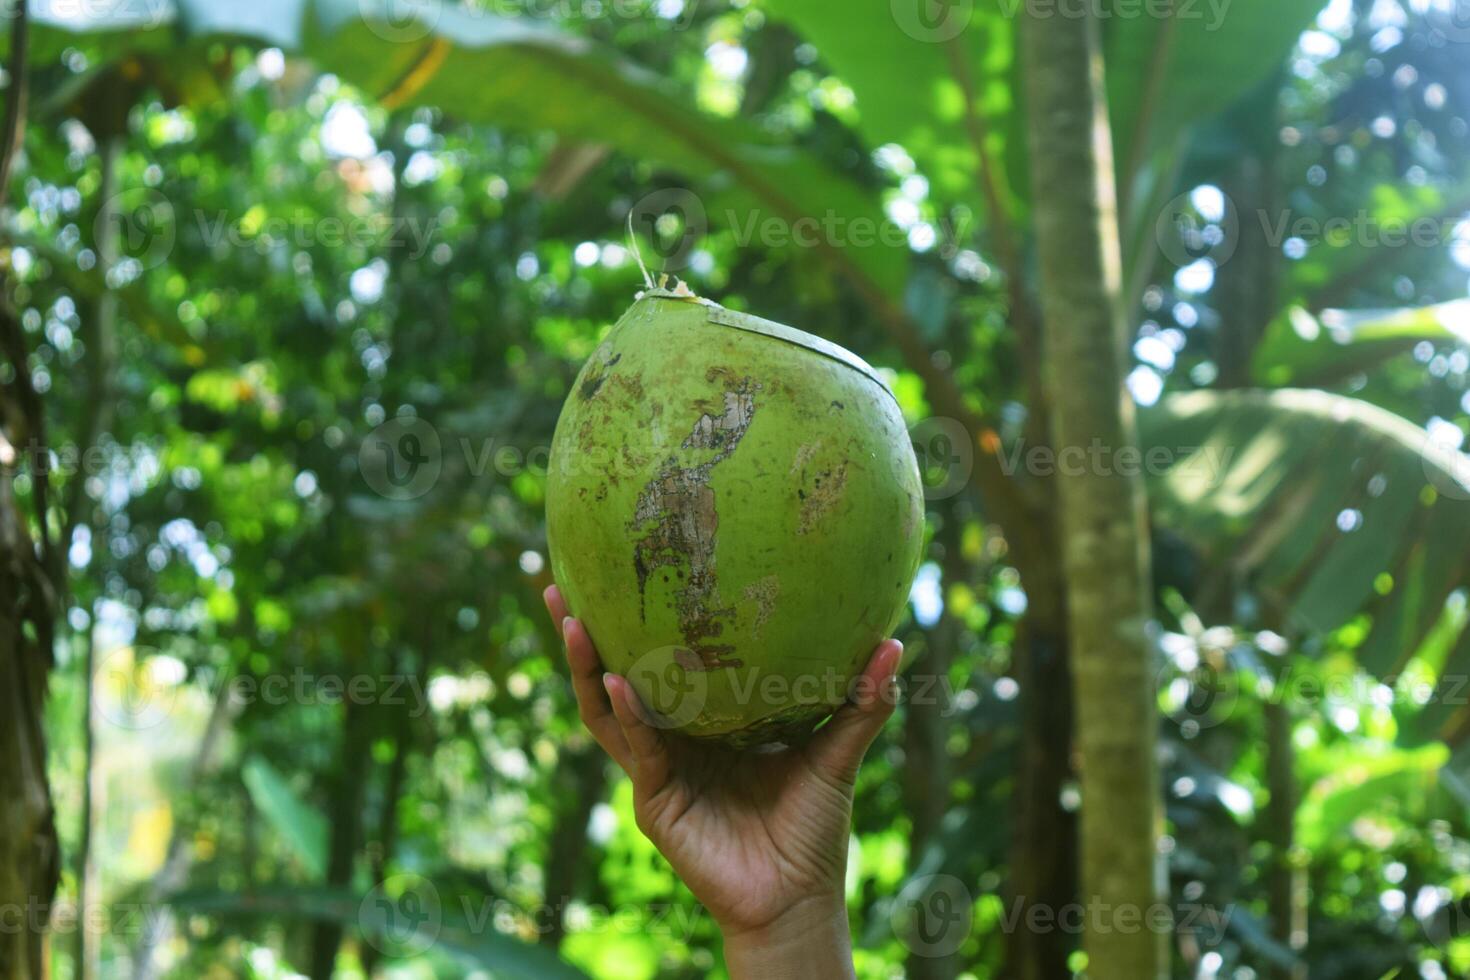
[626, 209, 657, 291]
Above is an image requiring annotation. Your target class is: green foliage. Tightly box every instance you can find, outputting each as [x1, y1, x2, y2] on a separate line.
[241, 757, 330, 879]
[1144, 388, 1470, 673]
[10, 0, 1470, 977]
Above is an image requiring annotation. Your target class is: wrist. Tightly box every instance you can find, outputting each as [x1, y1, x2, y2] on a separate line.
[721, 895, 856, 980]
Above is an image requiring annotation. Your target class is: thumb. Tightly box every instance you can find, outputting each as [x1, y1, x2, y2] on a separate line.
[808, 639, 903, 784]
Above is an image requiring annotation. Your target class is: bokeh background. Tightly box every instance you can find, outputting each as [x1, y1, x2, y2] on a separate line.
[5, 0, 1470, 977]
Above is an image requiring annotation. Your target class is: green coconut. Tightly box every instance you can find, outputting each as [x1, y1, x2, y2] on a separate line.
[545, 289, 924, 745]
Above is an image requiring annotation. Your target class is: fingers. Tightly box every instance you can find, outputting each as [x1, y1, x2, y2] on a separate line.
[807, 639, 903, 785]
[602, 673, 673, 797]
[544, 584, 569, 625]
[545, 586, 632, 773]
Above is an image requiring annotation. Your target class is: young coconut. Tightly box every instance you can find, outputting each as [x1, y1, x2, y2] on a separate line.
[545, 284, 924, 746]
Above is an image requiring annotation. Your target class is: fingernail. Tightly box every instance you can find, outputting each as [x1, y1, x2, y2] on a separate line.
[562, 616, 574, 639]
[884, 641, 903, 676]
[601, 673, 616, 697]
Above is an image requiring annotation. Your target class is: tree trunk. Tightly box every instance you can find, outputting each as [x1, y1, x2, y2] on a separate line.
[1022, 6, 1166, 980]
[73, 627, 102, 980]
[71, 120, 124, 980]
[0, 583, 59, 980]
[1264, 698, 1306, 979]
[1008, 601, 1077, 980]
[362, 640, 433, 977]
[1214, 77, 1281, 389]
[0, 6, 58, 976]
[902, 553, 957, 980]
[309, 685, 373, 980]
[539, 746, 607, 949]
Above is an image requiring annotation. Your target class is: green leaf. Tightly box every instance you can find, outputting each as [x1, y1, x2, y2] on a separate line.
[1105, 0, 1320, 299]
[1142, 389, 1470, 676]
[36, 0, 304, 49]
[1105, 0, 1322, 200]
[753, 0, 1025, 221]
[28, 0, 179, 64]
[178, 0, 307, 49]
[32, 0, 175, 33]
[1397, 620, 1470, 747]
[1296, 743, 1448, 851]
[34, 0, 911, 312]
[1286, 181, 1470, 308]
[0, 223, 203, 355]
[241, 756, 330, 879]
[1224, 906, 1301, 970]
[1253, 301, 1470, 387]
[308, 0, 908, 303]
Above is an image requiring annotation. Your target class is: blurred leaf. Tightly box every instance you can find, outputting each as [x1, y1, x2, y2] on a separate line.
[1142, 389, 1470, 674]
[1253, 301, 1470, 387]
[0, 223, 204, 355]
[178, 0, 306, 48]
[1106, 0, 1322, 232]
[1225, 905, 1302, 970]
[1105, 0, 1322, 157]
[1287, 181, 1470, 308]
[34, 0, 910, 309]
[317, 0, 907, 295]
[1296, 743, 1447, 850]
[241, 756, 329, 879]
[753, 0, 1024, 221]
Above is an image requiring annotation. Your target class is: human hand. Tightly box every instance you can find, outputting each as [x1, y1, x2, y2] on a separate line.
[545, 585, 901, 979]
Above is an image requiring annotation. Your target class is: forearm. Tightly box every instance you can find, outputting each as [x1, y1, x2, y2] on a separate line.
[721, 897, 857, 980]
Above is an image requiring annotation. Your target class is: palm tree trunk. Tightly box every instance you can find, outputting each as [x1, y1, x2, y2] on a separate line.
[1021, 6, 1166, 979]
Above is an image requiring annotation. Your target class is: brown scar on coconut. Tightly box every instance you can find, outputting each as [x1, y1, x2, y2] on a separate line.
[627, 377, 760, 670]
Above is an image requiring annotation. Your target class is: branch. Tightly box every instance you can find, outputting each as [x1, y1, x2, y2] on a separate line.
[1117, 4, 1179, 223]
[0, 302, 59, 591]
[941, 35, 1026, 302]
[61, 135, 123, 554]
[941, 34, 1043, 346]
[0, 0, 48, 585]
[941, 33, 1051, 526]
